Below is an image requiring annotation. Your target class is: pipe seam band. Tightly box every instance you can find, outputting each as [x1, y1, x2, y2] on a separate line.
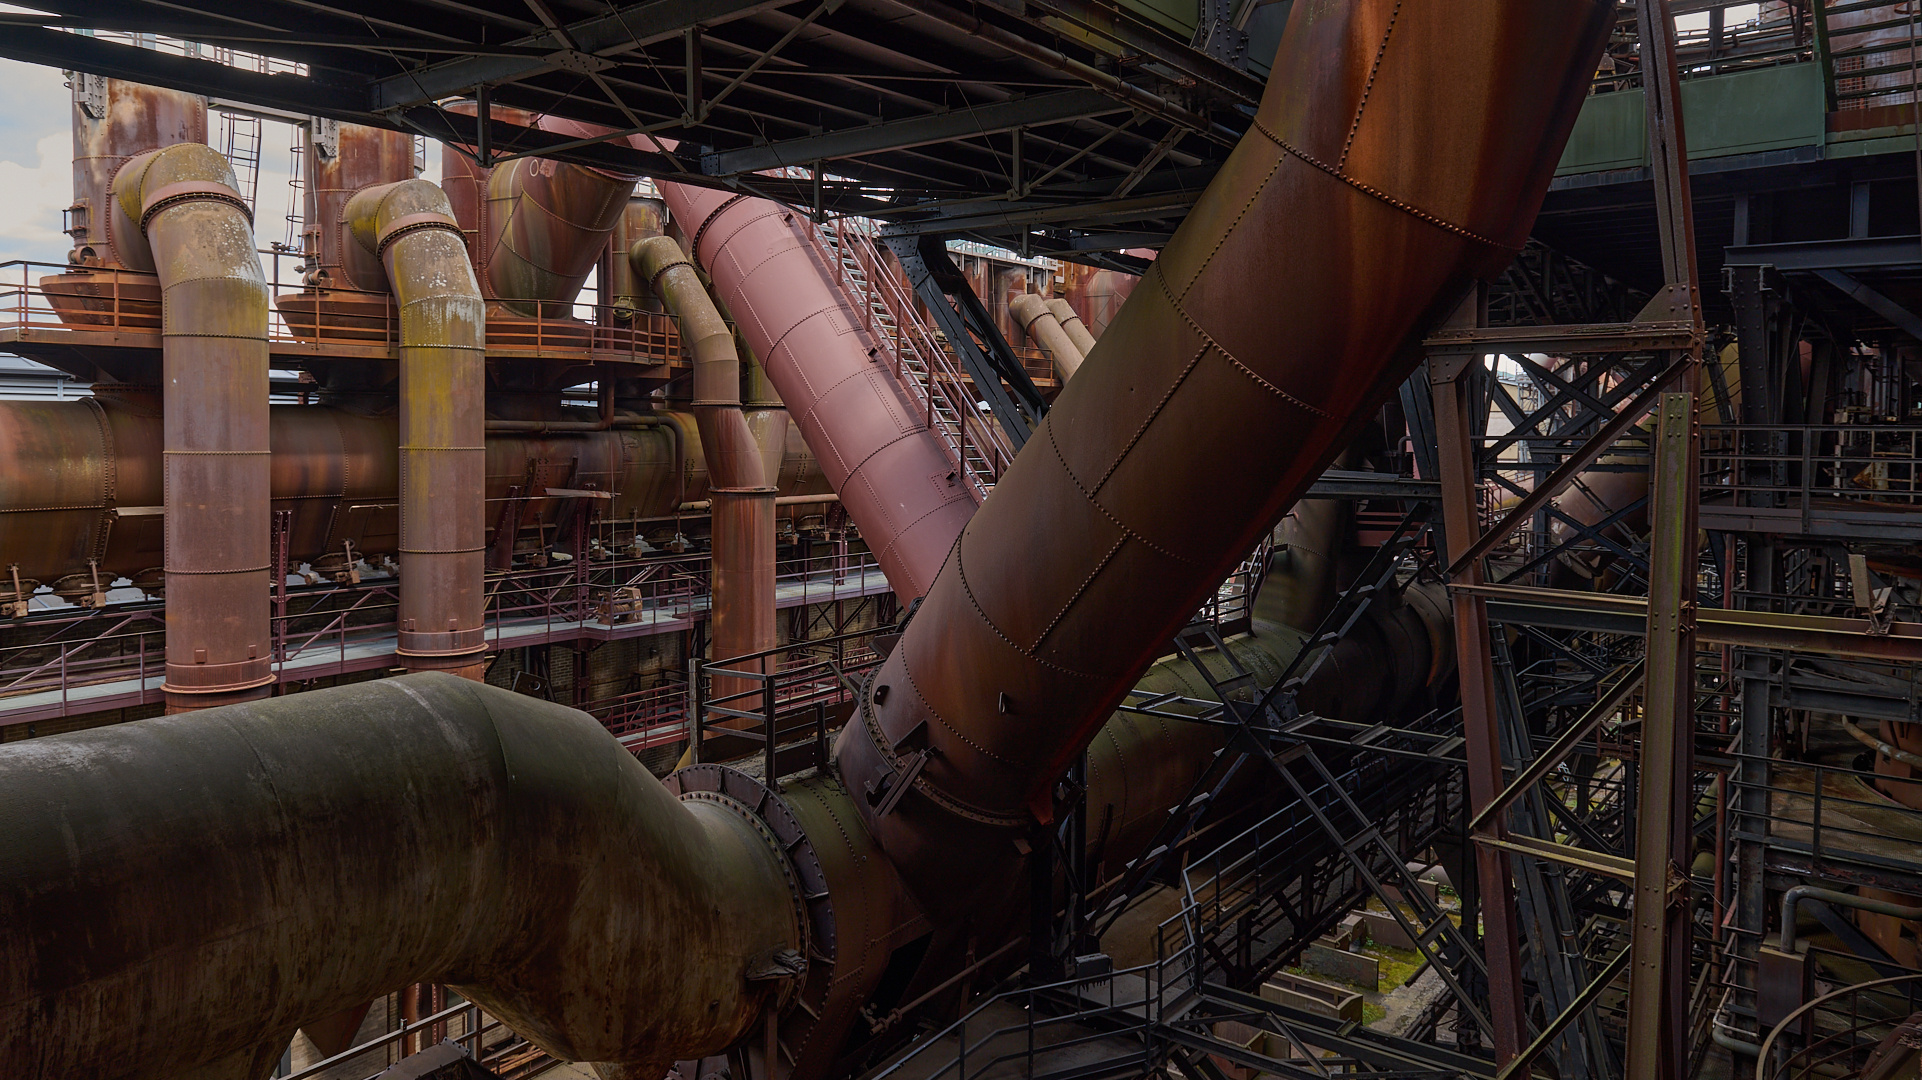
[1250, 116, 1509, 252]
[688, 194, 753, 266]
[375, 213, 463, 259]
[398, 446, 487, 452]
[858, 674, 1030, 828]
[140, 181, 253, 233]
[164, 449, 272, 456]
[398, 547, 488, 554]
[164, 566, 273, 575]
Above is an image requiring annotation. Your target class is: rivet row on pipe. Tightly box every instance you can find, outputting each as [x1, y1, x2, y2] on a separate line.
[836, 0, 1617, 921]
[107, 143, 275, 712]
[343, 180, 489, 677]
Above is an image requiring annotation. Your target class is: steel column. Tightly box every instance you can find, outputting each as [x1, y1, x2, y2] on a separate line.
[1431, 342, 1528, 1063]
[1625, 393, 1701, 1079]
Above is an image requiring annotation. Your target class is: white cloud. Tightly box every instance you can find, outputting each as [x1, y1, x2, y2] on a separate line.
[0, 130, 75, 266]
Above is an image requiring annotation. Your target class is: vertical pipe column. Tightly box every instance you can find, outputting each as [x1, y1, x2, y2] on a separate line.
[633, 235, 776, 692]
[108, 144, 274, 712]
[344, 181, 488, 677]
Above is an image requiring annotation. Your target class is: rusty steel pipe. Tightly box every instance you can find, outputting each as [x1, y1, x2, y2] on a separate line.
[0, 398, 829, 590]
[106, 144, 275, 712]
[836, 0, 1614, 913]
[0, 673, 803, 1080]
[1045, 297, 1098, 359]
[306, 123, 416, 287]
[344, 181, 488, 677]
[634, 234, 779, 684]
[66, 78, 205, 269]
[1010, 293, 1084, 382]
[654, 186, 978, 601]
[487, 117, 645, 316]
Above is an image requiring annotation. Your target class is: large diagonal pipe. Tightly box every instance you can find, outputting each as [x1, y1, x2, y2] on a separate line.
[835, 0, 1614, 913]
[343, 180, 488, 677]
[106, 143, 274, 712]
[654, 186, 979, 601]
[0, 674, 801, 1080]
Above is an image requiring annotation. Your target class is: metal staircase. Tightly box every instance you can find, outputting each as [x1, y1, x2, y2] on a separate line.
[802, 217, 1011, 496]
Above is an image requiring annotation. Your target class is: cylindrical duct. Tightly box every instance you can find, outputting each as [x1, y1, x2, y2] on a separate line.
[0, 673, 802, 1080]
[67, 77, 206, 268]
[608, 195, 667, 317]
[1010, 293, 1084, 382]
[654, 186, 978, 601]
[306, 122, 416, 286]
[634, 235, 778, 684]
[343, 180, 487, 676]
[1046, 297, 1098, 358]
[107, 143, 274, 712]
[835, 0, 1614, 913]
[487, 118, 643, 317]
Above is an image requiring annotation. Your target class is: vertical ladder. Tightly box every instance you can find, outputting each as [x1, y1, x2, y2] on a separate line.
[219, 110, 264, 216]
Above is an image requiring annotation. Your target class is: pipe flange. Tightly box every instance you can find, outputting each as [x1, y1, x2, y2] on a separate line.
[666, 764, 835, 976]
[856, 673, 1031, 829]
[139, 181, 253, 234]
[374, 213, 463, 259]
[687, 194, 752, 267]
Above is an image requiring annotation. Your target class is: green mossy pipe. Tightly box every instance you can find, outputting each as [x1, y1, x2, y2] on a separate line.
[0, 673, 802, 1080]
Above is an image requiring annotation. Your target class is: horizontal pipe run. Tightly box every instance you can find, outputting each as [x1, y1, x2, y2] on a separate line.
[0, 673, 802, 1080]
[679, 493, 842, 512]
[1780, 886, 1922, 955]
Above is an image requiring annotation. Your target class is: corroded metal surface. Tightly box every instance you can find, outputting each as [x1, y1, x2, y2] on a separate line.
[108, 143, 274, 711]
[68, 78, 205, 269]
[0, 399, 827, 588]
[0, 674, 802, 1080]
[343, 180, 487, 674]
[308, 123, 416, 288]
[1045, 297, 1098, 359]
[836, 0, 1615, 914]
[635, 235, 781, 682]
[487, 119, 643, 318]
[655, 183, 979, 602]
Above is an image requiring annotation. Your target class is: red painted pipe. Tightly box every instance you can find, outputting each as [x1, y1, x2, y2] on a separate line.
[836, 0, 1615, 915]
[654, 185, 978, 602]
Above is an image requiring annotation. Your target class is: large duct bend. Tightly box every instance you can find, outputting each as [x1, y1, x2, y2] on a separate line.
[634, 234, 778, 678]
[1045, 297, 1098, 358]
[0, 673, 802, 1080]
[835, 0, 1614, 912]
[655, 185, 977, 601]
[107, 143, 273, 711]
[1010, 293, 1084, 382]
[487, 119, 643, 316]
[344, 180, 487, 675]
